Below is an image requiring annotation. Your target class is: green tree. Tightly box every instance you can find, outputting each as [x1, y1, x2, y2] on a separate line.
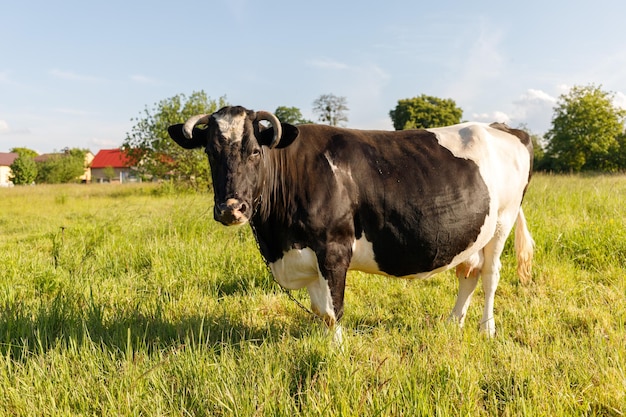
[389, 95, 463, 130]
[9, 154, 38, 185]
[274, 106, 312, 125]
[544, 84, 626, 172]
[103, 166, 116, 182]
[36, 148, 88, 184]
[610, 132, 626, 170]
[10, 147, 38, 159]
[123, 91, 227, 187]
[312, 94, 349, 126]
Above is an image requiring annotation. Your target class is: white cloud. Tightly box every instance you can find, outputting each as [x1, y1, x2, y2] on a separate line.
[472, 111, 511, 124]
[53, 108, 96, 116]
[130, 74, 158, 84]
[307, 58, 349, 70]
[519, 89, 557, 104]
[614, 92, 626, 110]
[0, 120, 9, 133]
[508, 88, 557, 133]
[49, 69, 106, 83]
[471, 89, 557, 133]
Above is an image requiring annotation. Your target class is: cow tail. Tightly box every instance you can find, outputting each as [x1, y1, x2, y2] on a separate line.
[514, 207, 534, 284]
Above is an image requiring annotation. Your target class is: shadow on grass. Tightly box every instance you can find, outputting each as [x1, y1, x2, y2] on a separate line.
[0, 290, 315, 361]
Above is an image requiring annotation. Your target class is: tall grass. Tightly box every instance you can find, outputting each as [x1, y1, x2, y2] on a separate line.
[0, 176, 624, 416]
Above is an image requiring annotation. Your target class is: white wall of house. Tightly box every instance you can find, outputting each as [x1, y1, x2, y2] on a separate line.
[91, 167, 138, 183]
[0, 166, 13, 186]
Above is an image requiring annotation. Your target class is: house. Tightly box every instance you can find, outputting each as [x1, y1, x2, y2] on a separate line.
[90, 149, 137, 183]
[0, 152, 18, 187]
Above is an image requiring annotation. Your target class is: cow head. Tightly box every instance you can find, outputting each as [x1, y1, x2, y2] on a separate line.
[168, 106, 298, 226]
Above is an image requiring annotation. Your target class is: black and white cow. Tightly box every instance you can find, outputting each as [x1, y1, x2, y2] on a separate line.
[168, 106, 534, 341]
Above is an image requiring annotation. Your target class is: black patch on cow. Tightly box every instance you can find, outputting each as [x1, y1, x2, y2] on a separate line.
[331, 129, 490, 276]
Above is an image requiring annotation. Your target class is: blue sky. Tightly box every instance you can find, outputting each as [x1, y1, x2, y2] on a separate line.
[2, 0, 626, 153]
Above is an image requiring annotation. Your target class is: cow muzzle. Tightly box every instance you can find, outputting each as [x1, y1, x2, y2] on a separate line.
[214, 198, 249, 226]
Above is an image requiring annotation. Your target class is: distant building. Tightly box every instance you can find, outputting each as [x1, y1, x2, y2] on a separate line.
[91, 149, 137, 183]
[0, 152, 18, 187]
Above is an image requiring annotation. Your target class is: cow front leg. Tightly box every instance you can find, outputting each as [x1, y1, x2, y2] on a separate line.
[306, 276, 336, 327]
[307, 242, 350, 344]
[306, 276, 343, 345]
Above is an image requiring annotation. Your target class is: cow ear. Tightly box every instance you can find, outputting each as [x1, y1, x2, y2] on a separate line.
[258, 123, 299, 149]
[168, 124, 208, 149]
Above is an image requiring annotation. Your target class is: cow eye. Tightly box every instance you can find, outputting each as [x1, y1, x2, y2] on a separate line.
[249, 149, 261, 160]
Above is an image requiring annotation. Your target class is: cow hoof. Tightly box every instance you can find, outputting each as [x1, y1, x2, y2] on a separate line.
[479, 318, 496, 337]
[328, 324, 343, 348]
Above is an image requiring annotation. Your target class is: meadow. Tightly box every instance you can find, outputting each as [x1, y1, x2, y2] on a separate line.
[0, 174, 624, 416]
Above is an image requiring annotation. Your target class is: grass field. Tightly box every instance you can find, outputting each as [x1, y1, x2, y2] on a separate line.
[0, 174, 624, 416]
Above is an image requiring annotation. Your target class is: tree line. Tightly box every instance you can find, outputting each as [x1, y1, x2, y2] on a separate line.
[8, 84, 625, 185]
[123, 84, 626, 187]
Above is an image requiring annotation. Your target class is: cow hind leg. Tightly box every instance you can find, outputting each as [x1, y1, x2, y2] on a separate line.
[479, 223, 515, 337]
[450, 251, 482, 327]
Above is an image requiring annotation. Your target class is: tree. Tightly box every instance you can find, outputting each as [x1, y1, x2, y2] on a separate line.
[312, 94, 349, 126]
[36, 148, 88, 184]
[123, 91, 227, 187]
[10, 147, 38, 159]
[274, 106, 312, 125]
[389, 95, 463, 130]
[610, 132, 626, 169]
[103, 166, 116, 182]
[9, 154, 37, 185]
[544, 84, 626, 172]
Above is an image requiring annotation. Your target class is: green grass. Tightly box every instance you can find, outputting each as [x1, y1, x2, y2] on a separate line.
[0, 175, 624, 416]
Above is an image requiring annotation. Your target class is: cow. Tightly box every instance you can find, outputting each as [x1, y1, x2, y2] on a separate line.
[168, 106, 534, 342]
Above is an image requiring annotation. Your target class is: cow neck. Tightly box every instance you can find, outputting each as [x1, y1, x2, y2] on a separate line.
[257, 149, 300, 223]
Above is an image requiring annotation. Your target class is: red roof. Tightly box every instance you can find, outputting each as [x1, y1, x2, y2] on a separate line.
[0, 152, 18, 166]
[91, 149, 132, 169]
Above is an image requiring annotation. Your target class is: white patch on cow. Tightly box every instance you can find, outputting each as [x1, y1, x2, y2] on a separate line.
[214, 112, 246, 142]
[349, 237, 380, 274]
[324, 151, 353, 181]
[269, 248, 320, 290]
[324, 151, 339, 173]
[306, 275, 336, 326]
[269, 239, 383, 286]
[269, 248, 337, 327]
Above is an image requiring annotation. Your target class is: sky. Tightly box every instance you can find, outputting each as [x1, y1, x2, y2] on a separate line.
[2, 0, 626, 154]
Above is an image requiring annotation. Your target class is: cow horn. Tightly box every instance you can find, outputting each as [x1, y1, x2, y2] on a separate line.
[256, 111, 282, 148]
[182, 114, 211, 139]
